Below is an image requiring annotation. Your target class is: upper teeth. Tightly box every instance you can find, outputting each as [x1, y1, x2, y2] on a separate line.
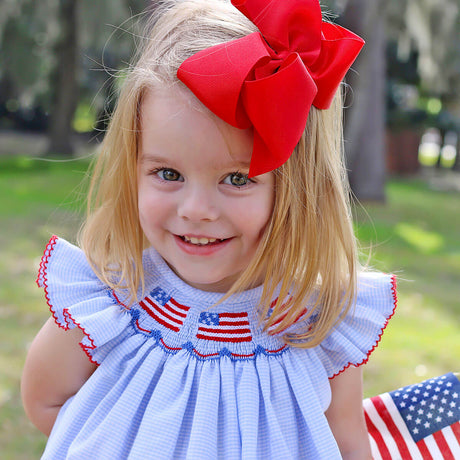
[183, 236, 218, 245]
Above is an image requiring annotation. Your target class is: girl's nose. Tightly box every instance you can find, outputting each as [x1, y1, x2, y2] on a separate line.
[177, 186, 220, 222]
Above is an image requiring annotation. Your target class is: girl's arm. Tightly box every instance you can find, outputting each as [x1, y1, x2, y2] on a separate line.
[325, 365, 372, 460]
[21, 317, 97, 436]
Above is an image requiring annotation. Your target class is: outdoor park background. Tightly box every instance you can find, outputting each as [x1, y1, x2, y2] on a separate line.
[1, 0, 459, 457]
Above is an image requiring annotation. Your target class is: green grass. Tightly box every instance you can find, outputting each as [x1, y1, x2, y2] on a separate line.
[0, 156, 459, 457]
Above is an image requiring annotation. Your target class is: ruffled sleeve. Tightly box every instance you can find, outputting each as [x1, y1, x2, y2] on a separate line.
[313, 272, 397, 379]
[36, 236, 132, 364]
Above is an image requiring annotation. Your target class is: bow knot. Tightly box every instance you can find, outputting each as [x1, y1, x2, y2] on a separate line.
[178, 0, 364, 177]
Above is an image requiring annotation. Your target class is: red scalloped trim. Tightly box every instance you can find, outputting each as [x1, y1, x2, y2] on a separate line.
[36, 235, 99, 366]
[329, 274, 398, 380]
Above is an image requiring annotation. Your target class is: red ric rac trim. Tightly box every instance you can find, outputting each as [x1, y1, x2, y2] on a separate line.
[37, 235, 100, 366]
[330, 274, 398, 380]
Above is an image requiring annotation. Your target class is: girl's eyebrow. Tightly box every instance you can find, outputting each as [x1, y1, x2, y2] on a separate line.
[139, 152, 251, 170]
[139, 153, 169, 164]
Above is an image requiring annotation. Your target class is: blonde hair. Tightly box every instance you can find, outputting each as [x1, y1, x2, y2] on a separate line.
[80, 0, 358, 348]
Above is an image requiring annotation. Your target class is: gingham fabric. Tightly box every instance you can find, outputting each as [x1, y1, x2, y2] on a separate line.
[37, 236, 397, 459]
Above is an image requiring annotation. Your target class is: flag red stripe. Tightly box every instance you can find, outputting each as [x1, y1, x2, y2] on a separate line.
[198, 327, 251, 335]
[433, 430, 455, 460]
[135, 319, 151, 334]
[364, 411, 392, 459]
[416, 439, 434, 460]
[218, 321, 249, 326]
[218, 312, 248, 318]
[196, 333, 252, 342]
[143, 300, 183, 325]
[371, 396, 412, 459]
[145, 297, 187, 319]
[169, 297, 190, 311]
[139, 301, 180, 332]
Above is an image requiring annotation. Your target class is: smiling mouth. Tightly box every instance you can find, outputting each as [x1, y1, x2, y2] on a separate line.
[179, 235, 228, 246]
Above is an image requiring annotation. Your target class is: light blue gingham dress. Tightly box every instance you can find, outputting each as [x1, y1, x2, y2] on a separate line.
[37, 236, 397, 459]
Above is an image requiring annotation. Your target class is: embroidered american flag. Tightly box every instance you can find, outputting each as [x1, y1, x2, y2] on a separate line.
[196, 311, 252, 342]
[266, 296, 309, 335]
[364, 373, 460, 460]
[139, 287, 190, 333]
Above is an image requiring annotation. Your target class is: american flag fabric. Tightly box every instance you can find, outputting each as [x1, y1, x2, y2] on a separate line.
[364, 373, 460, 459]
[196, 311, 252, 342]
[139, 287, 190, 333]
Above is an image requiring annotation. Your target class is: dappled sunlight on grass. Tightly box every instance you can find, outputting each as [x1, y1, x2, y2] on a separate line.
[394, 222, 444, 254]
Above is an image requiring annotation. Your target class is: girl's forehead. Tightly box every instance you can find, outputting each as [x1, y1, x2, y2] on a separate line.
[139, 87, 254, 167]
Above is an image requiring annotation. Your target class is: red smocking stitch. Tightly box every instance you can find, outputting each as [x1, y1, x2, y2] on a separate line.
[329, 275, 398, 380]
[192, 349, 220, 358]
[160, 338, 182, 351]
[231, 352, 256, 358]
[111, 290, 129, 309]
[135, 320, 152, 334]
[267, 344, 288, 354]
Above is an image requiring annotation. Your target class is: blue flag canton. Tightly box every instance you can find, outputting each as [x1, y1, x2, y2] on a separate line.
[390, 373, 460, 443]
[150, 287, 170, 306]
[199, 312, 220, 326]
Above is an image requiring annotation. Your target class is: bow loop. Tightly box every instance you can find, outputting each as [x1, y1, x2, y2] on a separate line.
[232, 0, 322, 56]
[177, 0, 364, 176]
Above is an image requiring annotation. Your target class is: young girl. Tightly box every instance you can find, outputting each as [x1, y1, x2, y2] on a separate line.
[22, 0, 397, 458]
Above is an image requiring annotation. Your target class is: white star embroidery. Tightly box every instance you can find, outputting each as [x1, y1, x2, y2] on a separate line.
[450, 402, 456, 408]
[412, 397, 418, 402]
[438, 407, 445, 413]
[409, 405, 415, 411]
[436, 416, 442, 423]
[447, 410, 454, 417]
[446, 382, 453, 387]
[424, 422, 430, 428]
[413, 428, 419, 434]
[418, 409, 424, 415]
[430, 403, 436, 410]
[427, 412, 433, 419]
[415, 418, 421, 425]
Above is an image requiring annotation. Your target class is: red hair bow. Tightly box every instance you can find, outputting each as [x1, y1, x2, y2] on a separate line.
[177, 0, 364, 177]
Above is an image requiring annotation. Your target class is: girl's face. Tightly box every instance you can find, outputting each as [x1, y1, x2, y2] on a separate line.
[137, 89, 275, 292]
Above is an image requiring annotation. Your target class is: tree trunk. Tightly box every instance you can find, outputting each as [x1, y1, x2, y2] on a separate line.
[47, 0, 79, 156]
[342, 0, 387, 201]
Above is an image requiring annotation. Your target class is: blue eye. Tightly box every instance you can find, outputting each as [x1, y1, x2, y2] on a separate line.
[224, 172, 250, 187]
[156, 169, 183, 182]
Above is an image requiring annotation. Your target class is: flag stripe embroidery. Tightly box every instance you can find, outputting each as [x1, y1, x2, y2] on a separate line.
[197, 311, 252, 342]
[364, 373, 460, 460]
[139, 287, 190, 333]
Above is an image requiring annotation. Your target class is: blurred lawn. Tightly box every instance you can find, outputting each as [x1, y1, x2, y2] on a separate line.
[0, 156, 459, 458]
